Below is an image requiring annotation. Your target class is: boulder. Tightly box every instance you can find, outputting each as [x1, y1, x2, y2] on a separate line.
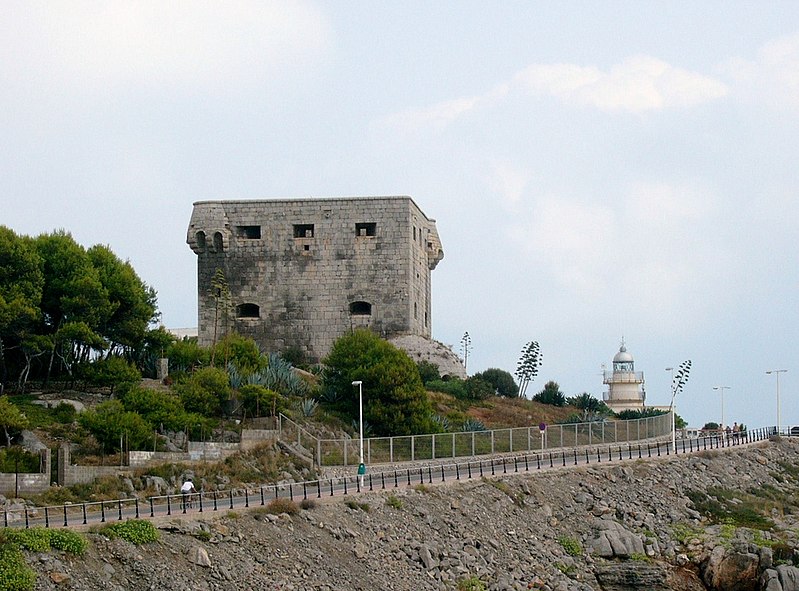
[777, 564, 799, 591]
[588, 519, 644, 559]
[702, 545, 759, 591]
[187, 546, 212, 568]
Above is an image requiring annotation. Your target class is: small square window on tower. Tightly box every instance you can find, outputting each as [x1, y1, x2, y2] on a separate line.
[293, 224, 314, 238]
[355, 223, 376, 237]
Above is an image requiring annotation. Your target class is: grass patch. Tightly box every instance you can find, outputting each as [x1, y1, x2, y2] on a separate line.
[344, 499, 370, 512]
[299, 498, 316, 510]
[385, 494, 403, 509]
[686, 487, 775, 530]
[671, 523, 703, 544]
[0, 544, 36, 591]
[456, 576, 487, 591]
[484, 478, 525, 507]
[100, 519, 159, 544]
[558, 536, 582, 556]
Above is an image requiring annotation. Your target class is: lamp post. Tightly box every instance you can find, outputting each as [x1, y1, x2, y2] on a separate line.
[766, 370, 787, 434]
[666, 368, 675, 450]
[713, 386, 729, 431]
[352, 380, 364, 485]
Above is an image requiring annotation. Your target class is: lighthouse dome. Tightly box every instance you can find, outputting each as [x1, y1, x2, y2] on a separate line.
[613, 344, 634, 364]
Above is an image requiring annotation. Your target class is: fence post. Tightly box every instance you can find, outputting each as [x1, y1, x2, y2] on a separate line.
[432, 434, 436, 460]
[411, 437, 415, 462]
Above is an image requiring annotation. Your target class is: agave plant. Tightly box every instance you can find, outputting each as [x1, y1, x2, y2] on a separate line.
[247, 353, 307, 397]
[461, 418, 486, 432]
[431, 414, 450, 431]
[298, 398, 318, 417]
[227, 362, 245, 389]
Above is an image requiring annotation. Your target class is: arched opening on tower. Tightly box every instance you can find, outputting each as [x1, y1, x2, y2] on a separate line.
[236, 303, 260, 318]
[212, 232, 224, 252]
[195, 231, 207, 252]
[349, 301, 372, 316]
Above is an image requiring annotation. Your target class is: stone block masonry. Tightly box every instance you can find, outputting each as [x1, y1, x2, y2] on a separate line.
[187, 196, 444, 363]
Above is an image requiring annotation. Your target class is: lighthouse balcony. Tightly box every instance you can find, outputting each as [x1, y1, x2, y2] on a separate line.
[603, 370, 644, 384]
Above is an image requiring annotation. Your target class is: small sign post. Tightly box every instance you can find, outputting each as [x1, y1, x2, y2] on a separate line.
[539, 423, 547, 451]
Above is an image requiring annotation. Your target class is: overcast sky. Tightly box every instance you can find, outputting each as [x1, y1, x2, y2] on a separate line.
[2, 1, 797, 430]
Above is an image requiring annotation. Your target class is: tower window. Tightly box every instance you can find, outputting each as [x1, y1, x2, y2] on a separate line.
[195, 231, 207, 251]
[235, 225, 261, 239]
[212, 232, 224, 252]
[236, 303, 260, 318]
[293, 224, 314, 238]
[349, 301, 372, 316]
[355, 223, 376, 237]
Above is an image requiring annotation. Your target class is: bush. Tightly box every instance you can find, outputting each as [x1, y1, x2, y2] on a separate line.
[558, 536, 583, 556]
[265, 498, 299, 516]
[426, 379, 467, 399]
[238, 384, 283, 418]
[80, 356, 141, 395]
[0, 545, 36, 591]
[78, 399, 152, 452]
[45, 530, 88, 555]
[417, 360, 441, 385]
[0, 448, 41, 473]
[176, 367, 232, 417]
[464, 377, 494, 401]
[120, 387, 188, 432]
[457, 576, 486, 591]
[386, 495, 403, 509]
[533, 381, 566, 407]
[52, 402, 77, 424]
[101, 519, 160, 544]
[471, 368, 518, 397]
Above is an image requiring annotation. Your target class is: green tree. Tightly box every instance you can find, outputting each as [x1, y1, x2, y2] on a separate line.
[533, 380, 566, 407]
[34, 231, 109, 383]
[78, 399, 151, 452]
[322, 330, 435, 436]
[238, 384, 283, 418]
[566, 392, 609, 421]
[87, 244, 158, 358]
[80, 356, 141, 395]
[0, 396, 28, 448]
[211, 333, 265, 375]
[175, 366, 232, 417]
[167, 338, 209, 374]
[472, 368, 518, 397]
[120, 386, 187, 432]
[0, 227, 44, 394]
[464, 376, 494, 401]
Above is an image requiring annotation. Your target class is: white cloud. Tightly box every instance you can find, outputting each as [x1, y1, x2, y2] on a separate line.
[487, 160, 530, 209]
[515, 56, 728, 113]
[722, 33, 799, 109]
[0, 1, 332, 90]
[378, 54, 726, 133]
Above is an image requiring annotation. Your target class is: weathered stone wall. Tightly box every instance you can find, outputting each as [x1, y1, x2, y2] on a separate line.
[0, 449, 50, 495]
[187, 196, 444, 362]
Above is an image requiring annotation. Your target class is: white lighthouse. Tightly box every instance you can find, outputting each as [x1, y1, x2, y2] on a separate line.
[602, 341, 646, 413]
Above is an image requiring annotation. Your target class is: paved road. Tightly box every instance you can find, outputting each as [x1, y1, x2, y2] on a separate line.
[3, 427, 775, 530]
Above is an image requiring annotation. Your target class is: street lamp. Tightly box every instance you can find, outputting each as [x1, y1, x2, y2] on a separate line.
[766, 370, 787, 434]
[713, 386, 729, 431]
[666, 368, 675, 450]
[352, 380, 364, 485]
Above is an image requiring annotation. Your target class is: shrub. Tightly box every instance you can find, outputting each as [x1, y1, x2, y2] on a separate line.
[120, 387, 187, 432]
[238, 384, 283, 418]
[52, 402, 77, 424]
[464, 377, 494, 401]
[176, 367, 232, 417]
[0, 545, 36, 591]
[102, 519, 160, 544]
[426, 379, 467, 399]
[457, 576, 486, 591]
[386, 495, 403, 509]
[417, 360, 441, 385]
[81, 356, 141, 395]
[299, 499, 316, 510]
[78, 399, 152, 452]
[558, 536, 582, 556]
[265, 498, 299, 516]
[471, 368, 518, 397]
[344, 500, 370, 512]
[46, 530, 88, 555]
[4, 528, 50, 552]
[533, 381, 566, 407]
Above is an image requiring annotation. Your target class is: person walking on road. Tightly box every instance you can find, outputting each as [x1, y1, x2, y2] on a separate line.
[181, 479, 196, 509]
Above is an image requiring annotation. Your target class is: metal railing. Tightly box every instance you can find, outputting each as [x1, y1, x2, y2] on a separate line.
[1, 425, 776, 530]
[280, 412, 672, 467]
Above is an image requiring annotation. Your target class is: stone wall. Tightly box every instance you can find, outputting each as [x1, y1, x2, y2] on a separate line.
[0, 449, 50, 495]
[187, 196, 444, 362]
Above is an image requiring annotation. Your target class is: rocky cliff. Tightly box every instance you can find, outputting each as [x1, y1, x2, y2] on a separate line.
[23, 437, 799, 591]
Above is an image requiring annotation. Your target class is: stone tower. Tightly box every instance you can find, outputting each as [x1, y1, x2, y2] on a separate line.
[602, 341, 646, 413]
[187, 196, 444, 363]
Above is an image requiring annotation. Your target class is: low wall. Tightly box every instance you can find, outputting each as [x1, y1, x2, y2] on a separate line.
[0, 449, 51, 496]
